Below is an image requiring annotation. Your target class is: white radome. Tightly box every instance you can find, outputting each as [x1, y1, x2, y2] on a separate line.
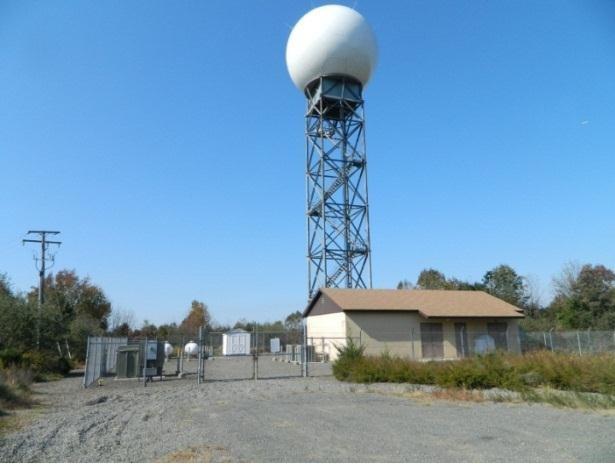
[286, 4, 377, 92]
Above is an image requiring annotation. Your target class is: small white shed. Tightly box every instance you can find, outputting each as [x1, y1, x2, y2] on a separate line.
[222, 329, 251, 356]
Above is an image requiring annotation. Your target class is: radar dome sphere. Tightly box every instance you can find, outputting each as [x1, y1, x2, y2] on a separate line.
[286, 4, 377, 92]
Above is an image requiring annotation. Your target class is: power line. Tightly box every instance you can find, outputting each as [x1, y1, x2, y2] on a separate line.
[22, 230, 62, 350]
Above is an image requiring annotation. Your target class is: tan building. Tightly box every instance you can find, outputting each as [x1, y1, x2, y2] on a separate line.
[304, 288, 524, 361]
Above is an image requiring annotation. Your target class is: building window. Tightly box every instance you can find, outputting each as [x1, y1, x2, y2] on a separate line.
[487, 322, 508, 350]
[421, 323, 443, 359]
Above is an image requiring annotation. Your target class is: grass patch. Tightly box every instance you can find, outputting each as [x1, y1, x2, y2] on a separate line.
[157, 445, 231, 463]
[521, 388, 615, 410]
[0, 366, 35, 430]
[390, 387, 615, 411]
[333, 341, 615, 402]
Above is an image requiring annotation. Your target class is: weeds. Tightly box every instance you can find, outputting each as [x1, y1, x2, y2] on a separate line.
[333, 340, 615, 399]
[0, 366, 34, 416]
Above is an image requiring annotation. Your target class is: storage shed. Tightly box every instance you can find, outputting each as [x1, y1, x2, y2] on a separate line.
[222, 328, 251, 356]
[304, 288, 524, 361]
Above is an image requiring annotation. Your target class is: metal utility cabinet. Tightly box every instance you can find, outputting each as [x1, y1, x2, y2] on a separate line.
[116, 345, 140, 378]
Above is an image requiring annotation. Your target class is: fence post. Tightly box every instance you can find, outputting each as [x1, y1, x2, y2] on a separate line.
[179, 335, 185, 378]
[322, 337, 326, 362]
[548, 328, 554, 352]
[543, 332, 548, 349]
[302, 321, 308, 377]
[83, 337, 91, 387]
[252, 326, 256, 380]
[143, 337, 148, 387]
[197, 326, 202, 385]
[576, 331, 582, 356]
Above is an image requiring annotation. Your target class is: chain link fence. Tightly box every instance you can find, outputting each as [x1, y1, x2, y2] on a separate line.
[520, 330, 615, 355]
[84, 327, 615, 387]
[84, 328, 313, 386]
[315, 327, 521, 361]
[310, 329, 615, 361]
[84, 330, 207, 387]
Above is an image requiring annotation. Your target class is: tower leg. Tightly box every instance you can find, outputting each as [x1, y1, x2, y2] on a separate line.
[305, 76, 372, 299]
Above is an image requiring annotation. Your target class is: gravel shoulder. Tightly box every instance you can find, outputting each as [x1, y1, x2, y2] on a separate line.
[1, 363, 614, 462]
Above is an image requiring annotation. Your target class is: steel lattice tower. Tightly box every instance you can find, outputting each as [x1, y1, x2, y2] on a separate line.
[305, 76, 372, 300]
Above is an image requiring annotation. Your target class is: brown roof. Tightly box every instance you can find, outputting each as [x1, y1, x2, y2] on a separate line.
[304, 288, 524, 319]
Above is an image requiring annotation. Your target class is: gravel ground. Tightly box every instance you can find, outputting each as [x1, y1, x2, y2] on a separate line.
[1, 358, 614, 462]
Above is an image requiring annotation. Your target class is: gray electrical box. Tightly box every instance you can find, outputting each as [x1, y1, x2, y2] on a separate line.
[116, 341, 165, 379]
[116, 345, 140, 378]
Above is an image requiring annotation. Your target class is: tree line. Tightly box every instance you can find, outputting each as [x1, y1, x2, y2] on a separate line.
[398, 263, 615, 331]
[0, 268, 303, 372]
[3, 260, 613, 375]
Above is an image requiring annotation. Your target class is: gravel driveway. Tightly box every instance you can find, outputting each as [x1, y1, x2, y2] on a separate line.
[1, 362, 614, 462]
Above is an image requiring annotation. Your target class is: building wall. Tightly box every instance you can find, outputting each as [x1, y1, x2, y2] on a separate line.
[307, 292, 343, 316]
[306, 311, 347, 361]
[345, 311, 422, 358]
[344, 311, 521, 359]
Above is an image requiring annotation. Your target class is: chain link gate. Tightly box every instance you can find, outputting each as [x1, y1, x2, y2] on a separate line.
[201, 328, 306, 381]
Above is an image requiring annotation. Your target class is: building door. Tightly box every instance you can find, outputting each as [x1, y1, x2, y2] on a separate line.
[487, 322, 508, 350]
[231, 334, 249, 355]
[421, 323, 444, 359]
[454, 323, 469, 358]
[231, 335, 241, 354]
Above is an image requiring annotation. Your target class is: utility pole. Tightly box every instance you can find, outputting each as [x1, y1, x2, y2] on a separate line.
[23, 230, 61, 349]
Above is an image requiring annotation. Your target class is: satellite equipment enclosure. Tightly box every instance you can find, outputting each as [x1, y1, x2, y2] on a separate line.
[286, 4, 377, 92]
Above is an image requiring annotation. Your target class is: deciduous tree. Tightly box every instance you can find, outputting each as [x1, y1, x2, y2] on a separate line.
[180, 300, 211, 334]
[483, 264, 527, 307]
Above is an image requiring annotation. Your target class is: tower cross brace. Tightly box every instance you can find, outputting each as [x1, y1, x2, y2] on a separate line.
[305, 76, 372, 300]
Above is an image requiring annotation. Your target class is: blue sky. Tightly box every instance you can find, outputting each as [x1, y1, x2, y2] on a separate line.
[1, 1, 614, 326]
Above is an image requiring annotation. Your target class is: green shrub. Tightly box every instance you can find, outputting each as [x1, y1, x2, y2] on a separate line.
[21, 351, 72, 380]
[0, 366, 33, 392]
[332, 350, 615, 395]
[0, 348, 22, 368]
[0, 367, 33, 414]
[332, 337, 365, 381]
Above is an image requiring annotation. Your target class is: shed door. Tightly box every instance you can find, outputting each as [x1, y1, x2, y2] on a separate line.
[231, 334, 246, 354]
[421, 323, 444, 359]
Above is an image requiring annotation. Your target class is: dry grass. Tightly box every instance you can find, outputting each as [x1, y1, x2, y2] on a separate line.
[386, 386, 615, 411]
[0, 406, 42, 436]
[158, 445, 231, 463]
[430, 388, 487, 403]
[0, 366, 36, 433]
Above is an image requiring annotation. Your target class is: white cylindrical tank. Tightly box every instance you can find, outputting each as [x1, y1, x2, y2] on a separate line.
[164, 342, 173, 357]
[184, 341, 198, 357]
[286, 4, 378, 92]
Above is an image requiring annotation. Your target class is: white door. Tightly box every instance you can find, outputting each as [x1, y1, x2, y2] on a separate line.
[231, 334, 246, 354]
